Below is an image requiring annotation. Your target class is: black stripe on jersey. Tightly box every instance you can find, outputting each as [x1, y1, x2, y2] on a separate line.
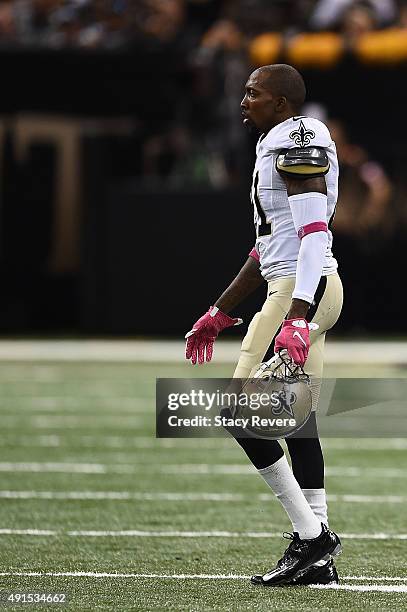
[328, 205, 336, 230]
[253, 172, 271, 236]
[258, 226, 272, 236]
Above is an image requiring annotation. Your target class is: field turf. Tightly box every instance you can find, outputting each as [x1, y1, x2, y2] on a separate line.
[0, 355, 406, 610]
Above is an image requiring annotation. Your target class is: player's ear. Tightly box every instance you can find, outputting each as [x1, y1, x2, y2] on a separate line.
[276, 96, 287, 111]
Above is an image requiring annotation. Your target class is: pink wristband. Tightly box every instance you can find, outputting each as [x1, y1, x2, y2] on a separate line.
[298, 221, 328, 240]
[248, 247, 260, 261]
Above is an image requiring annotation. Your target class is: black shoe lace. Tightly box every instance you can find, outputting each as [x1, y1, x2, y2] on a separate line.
[282, 531, 303, 547]
[276, 532, 303, 566]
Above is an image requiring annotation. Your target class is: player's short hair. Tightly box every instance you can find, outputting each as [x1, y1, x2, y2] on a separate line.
[258, 64, 306, 110]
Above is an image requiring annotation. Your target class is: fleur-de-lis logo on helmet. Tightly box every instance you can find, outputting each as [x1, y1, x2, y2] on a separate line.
[289, 120, 315, 147]
[272, 386, 297, 417]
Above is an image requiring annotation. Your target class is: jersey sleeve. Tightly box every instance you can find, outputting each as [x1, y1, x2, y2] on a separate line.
[265, 117, 332, 151]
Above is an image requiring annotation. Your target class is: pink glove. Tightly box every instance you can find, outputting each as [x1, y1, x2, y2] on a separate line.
[274, 318, 311, 367]
[185, 306, 242, 365]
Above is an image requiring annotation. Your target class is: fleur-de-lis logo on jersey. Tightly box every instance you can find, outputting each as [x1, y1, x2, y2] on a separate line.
[289, 120, 315, 147]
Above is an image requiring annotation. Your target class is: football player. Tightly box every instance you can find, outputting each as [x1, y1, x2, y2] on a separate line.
[185, 64, 343, 586]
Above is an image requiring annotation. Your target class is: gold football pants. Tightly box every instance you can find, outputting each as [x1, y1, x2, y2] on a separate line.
[233, 273, 343, 410]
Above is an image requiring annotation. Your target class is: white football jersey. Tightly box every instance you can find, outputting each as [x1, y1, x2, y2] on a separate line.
[251, 116, 338, 280]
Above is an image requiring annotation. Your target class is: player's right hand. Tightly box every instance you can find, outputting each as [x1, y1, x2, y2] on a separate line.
[274, 318, 310, 366]
[185, 307, 242, 365]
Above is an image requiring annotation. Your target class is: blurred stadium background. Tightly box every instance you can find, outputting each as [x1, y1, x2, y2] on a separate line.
[0, 0, 406, 335]
[0, 0, 406, 610]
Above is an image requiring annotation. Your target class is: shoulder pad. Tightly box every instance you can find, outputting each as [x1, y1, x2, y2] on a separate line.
[276, 147, 329, 179]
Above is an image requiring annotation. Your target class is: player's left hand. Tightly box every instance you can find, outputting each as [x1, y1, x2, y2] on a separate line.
[185, 307, 242, 365]
[274, 318, 311, 366]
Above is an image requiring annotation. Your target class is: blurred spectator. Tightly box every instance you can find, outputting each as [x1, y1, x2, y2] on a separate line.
[328, 119, 393, 240]
[397, 0, 407, 27]
[0, 0, 183, 48]
[140, 9, 249, 188]
[0, 1, 16, 40]
[186, 9, 250, 185]
[200, 18, 242, 52]
[340, 1, 378, 46]
[0, 0, 404, 49]
[327, 119, 393, 331]
[142, 0, 186, 44]
[310, 0, 396, 30]
[303, 106, 394, 242]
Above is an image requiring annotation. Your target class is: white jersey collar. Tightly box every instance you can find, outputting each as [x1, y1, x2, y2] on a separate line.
[259, 115, 300, 150]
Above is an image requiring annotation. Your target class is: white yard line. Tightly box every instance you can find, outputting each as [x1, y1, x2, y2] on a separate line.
[156, 464, 407, 478]
[1, 416, 144, 428]
[325, 466, 406, 477]
[0, 490, 405, 504]
[0, 438, 407, 453]
[0, 529, 405, 540]
[66, 531, 407, 540]
[0, 396, 149, 405]
[0, 435, 63, 447]
[0, 462, 404, 477]
[4, 435, 407, 451]
[0, 463, 114, 474]
[0, 436, 235, 449]
[343, 576, 407, 582]
[0, 571, 405, 590]
[0, 406, 151, 415]
[310, 584, 407, 593]
[0, 339, 407, 364]
[0, 491, 243, 501]
[326, 494, 407, 503]
[321, 439, 407, 450]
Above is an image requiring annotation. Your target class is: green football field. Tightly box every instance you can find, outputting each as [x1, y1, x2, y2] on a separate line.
[0, 348, 406, 610]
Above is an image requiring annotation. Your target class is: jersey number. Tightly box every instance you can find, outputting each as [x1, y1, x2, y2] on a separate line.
[252, 172, 271, 237]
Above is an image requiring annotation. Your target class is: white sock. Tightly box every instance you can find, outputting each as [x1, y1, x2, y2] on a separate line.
[302, 488, 329, 566]
[302, 488, 328, 525]
[258, 455, 322, 540]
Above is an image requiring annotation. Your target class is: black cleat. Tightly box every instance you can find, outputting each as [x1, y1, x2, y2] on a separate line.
[250, 524, 341, 587]
[289, 559, 339, 585]
[251, 558, 339, 587]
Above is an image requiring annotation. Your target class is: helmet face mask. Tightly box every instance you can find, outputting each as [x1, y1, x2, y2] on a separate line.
[252, 350, 310, 383]
[235, 351, 313, 439]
